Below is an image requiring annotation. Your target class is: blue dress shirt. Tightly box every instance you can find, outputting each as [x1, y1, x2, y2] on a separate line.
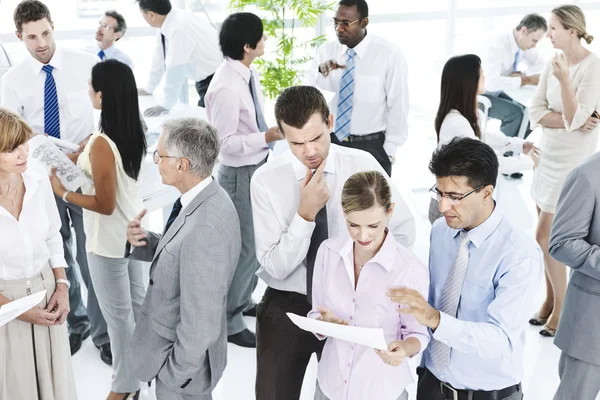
[423, 206, 543, 390]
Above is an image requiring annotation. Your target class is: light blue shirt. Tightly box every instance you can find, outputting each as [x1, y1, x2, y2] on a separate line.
[423, 206, 542, 391]
[84, 44, 134, 70]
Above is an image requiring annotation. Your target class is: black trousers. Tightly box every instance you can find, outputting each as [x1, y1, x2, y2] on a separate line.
[255, 287, 324, 400]
[195, 73, 214, 108]
[330, 132, 392, 176]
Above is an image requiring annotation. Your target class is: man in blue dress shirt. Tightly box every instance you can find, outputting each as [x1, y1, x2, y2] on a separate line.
[388, 137, 542, 400]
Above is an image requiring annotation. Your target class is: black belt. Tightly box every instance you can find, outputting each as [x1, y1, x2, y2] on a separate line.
[342, 131, 385, 143]
[423, 368, 521, 400]
[265, 287, 308, 303]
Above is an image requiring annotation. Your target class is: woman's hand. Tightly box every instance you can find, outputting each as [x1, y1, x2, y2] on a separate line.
[581, 116, 599, 132]
[49, 168, 66, 198]
[530, 147, 541, 168]
[522, 141, 537, 155]
[316, 306, 348, 325]
[18, 306, 58, 327]
[46, 284, 70, 325]
[551, 53, 570, 83]
[375, 340, 407, 367]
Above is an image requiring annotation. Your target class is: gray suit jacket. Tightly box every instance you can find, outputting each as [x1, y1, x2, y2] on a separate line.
[126, 180, 241, 395]
[550, 152, 600, 366]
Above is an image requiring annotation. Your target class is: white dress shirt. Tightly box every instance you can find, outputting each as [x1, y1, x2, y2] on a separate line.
[250, 144, 416, 295]
[145, 8, 222, 110]
[482, 31, 546, 92]
[439, 110, 530, 175]
[180, 176, 213, 211]
[305, 34, 409, 157]
[0, 161, 66, 280]
[84, 43, 134, 69]
[0, 46, 97, 145]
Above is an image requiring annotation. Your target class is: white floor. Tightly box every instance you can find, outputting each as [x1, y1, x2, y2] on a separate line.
[72, 115, 579, 400]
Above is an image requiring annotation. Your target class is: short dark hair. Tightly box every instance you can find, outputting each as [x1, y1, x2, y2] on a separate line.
[136, 0, 172, 15]
[275, 86, 330, 132]
[429, 137, 499, 189]
[219, 12, 263, 60]
[338, 0, 369, 19]
[14, 0, 52, 33]
[105, 10, 127, 38]
[516, 13, 548, 32]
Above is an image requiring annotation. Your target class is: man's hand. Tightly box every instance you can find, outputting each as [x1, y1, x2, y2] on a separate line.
[46, 285, 70, 325]
[138, 88, 152, 96]
[375, 340, 407, 367]
[297, 161, 329, 222]
[18, 306, 58, 327]
[509, 71, 524, 78]
[387, 287, 441, 330]
[127, 209, 148, 247]
[316, 306, 348, 325]
[319, 60, 346, 77]
[265, 126, 284, 143]
[144, 105, 169, 117]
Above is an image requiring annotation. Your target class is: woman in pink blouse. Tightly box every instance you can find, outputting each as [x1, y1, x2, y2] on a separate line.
[309, 171, 429, 400]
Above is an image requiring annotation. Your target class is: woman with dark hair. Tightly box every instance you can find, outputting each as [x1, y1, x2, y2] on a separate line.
[50, 59, 147, 400]
[429, 54, 535, 223]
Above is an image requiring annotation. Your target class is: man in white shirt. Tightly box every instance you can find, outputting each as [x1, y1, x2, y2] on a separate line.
[136, 0, 222, 116]
[0, 0, 111, 364]
[305, 0, 408, 176]
[84, 10, 134, 69]
[482, 14, 547, 139]
[251, 85, 416, 399]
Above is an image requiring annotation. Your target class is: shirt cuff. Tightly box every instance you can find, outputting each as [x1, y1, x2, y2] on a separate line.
[432, 312, 462, 344]
[404, 333, 430, 358]
[289, 212, 317, 238]
[49, 255, 67, 269]
[249, 131, 269, 151]
[383, 140, 398, 158]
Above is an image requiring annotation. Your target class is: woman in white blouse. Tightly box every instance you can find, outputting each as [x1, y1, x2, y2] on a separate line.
[528, 5, 600, 337]
[51, 60, 147, 400]
[0, 109, 76, 399]
[429, 54, 535, 223]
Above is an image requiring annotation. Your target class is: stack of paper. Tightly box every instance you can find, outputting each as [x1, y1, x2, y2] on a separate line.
[0, 290, 47, 328]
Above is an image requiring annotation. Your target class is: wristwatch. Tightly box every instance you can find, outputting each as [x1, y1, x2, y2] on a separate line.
[55, 279, 71, 289]
[62, 190, 72, 203]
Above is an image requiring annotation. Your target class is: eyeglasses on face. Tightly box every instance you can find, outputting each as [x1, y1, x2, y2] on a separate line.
[153, 149, 178, 164]
[332, 18, 360, 28]
[429, 184, 484, 205]
[98, 23, 116, 31]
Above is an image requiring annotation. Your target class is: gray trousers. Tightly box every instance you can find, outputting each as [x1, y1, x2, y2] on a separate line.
[218, 157, 266, 335]
[315, 383, 408, 400]
[554, 352, 600, 400]
[54, 194, 109, 346]
[87, 253, 146, 393]
[155, 379, 212, 400]
[482, 91, 530, 139]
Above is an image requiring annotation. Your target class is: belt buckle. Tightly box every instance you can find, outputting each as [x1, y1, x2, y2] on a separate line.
[343, 137, 350, 142]
[440, 382, 458, 400]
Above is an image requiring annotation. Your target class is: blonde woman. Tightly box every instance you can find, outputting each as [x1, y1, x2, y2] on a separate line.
[0, 109, 76, 399]
[309, 171, 429, 400]
[528, 4, 600, 337]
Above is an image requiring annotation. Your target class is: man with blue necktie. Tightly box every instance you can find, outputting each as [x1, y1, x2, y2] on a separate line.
[85, 10, 134, 69]
[388, 137, 543, 400]
[305, 0, 408, 176]
[0, 0, 112, 364]
[482, 14, 547, 140]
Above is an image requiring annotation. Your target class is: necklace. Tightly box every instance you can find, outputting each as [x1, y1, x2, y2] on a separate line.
[0, 176, 21, 207]
[354, 250, 368, 271]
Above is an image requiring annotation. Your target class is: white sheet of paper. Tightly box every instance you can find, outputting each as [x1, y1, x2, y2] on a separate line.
[287, 312, 388, 350]
[0, 290, 47, 327]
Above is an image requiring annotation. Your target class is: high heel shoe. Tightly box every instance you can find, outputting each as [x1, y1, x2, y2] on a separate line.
[121, 390, 140, 400]
[539, 325, 557, 337]
[529, 309, 552, 326]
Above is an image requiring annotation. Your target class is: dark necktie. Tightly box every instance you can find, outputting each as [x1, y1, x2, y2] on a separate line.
[161, 34, 166, 62]
[98, 50, 105, 60]
[306, 206, 328, 304]
[164, 197, 182, 234]
[249, 73, 273, 150]
[42, 65, 60, 138]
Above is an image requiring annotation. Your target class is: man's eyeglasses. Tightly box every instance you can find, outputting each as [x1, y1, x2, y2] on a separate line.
[153, 150, 178, 164]
[429, 184, 484, 205]
[332, 18, 360, 28]
[98, 23, 116, 31]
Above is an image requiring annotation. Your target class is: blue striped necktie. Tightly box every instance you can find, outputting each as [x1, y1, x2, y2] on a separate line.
[98, 50, 106, 60]
[429, 231, 471, 370]
[42, 65, 60, 138]
[335, 48, 356, 141]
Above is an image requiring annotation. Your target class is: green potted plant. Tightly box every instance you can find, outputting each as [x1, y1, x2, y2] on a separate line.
[230, 0, 335, 99]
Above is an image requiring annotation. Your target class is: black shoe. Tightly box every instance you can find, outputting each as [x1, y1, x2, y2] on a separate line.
[69, 329, 91, 355]
[99, 343, 112, 366]
[227, 329, 256, 348]
[242, 305, 257, 317]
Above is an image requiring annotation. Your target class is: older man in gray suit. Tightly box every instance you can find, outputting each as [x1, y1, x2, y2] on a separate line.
[125, 118, 241, 400]
[550, 151, 600, 400]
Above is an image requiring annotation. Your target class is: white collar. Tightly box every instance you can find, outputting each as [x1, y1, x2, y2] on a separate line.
[180, 176, 213, 210]
[29, 45, 63, 75]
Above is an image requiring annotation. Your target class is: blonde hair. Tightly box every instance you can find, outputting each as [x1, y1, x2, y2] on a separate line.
[0, 108, 32, 153]
[341, 171, 392, 214]
[552, 4, 594, 44]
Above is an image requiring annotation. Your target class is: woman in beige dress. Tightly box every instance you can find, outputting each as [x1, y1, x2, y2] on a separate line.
[0, 109, 76, 399]
[528, 5, 600, 337]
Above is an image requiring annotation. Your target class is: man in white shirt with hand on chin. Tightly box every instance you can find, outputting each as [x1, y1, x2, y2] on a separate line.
[305, 0, 408, 177]
[85, 10, 134, 69]
[136, 0, 222, 116]
[0, 0, 111, 365]
[482, 14, 547, 140]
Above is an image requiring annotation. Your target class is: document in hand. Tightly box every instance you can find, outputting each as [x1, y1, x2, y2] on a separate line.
[287, 312, 388, 350]
[0, 290, 47, 328]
